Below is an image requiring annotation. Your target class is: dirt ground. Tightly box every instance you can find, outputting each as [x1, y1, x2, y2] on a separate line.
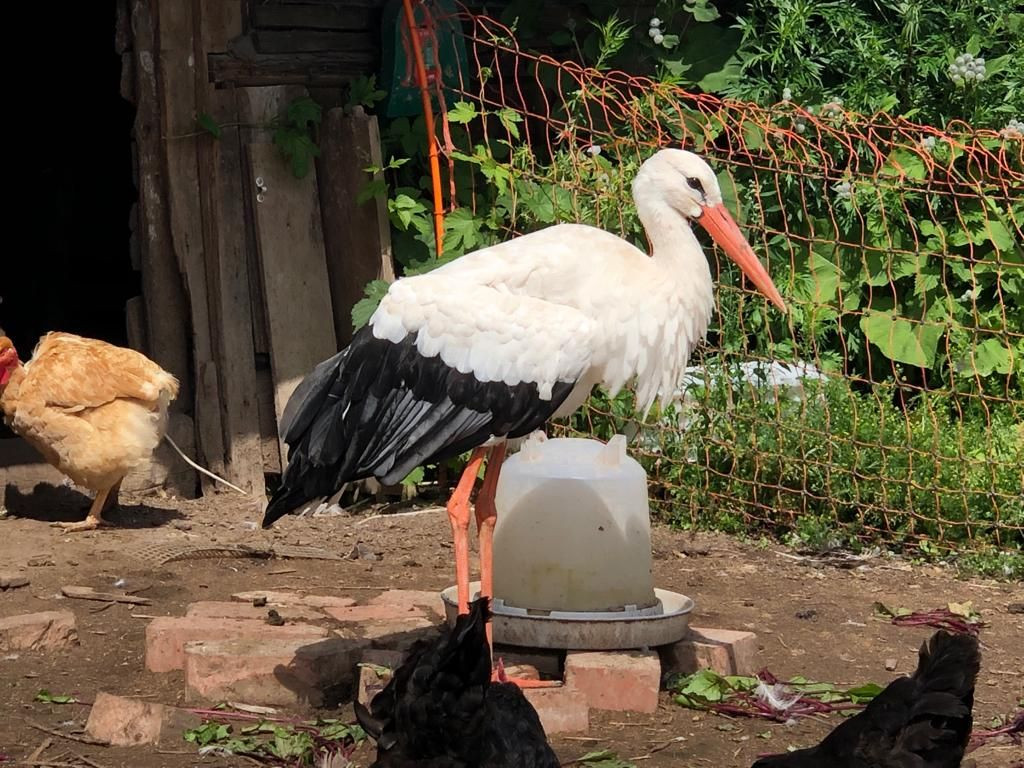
[0, 486, 1021, 768]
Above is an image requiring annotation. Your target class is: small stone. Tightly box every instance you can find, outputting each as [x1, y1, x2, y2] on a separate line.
[266, 609, 285, 627]
[171, 520, 192, 531]
[357, 662, 393, 707]
[0, 611, 79, 652]
[795, 609, 817, 620]
[27, 555, 56, 567]
[0, 572, 30, 590]
[349, 542, 381, 561]
[252, 596, 268, 608]
[1006, 602, 1024, 614]
[884, 658, 898, 671]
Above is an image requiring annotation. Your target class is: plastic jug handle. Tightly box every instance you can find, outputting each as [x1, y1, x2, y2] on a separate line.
[519, 430, 546, 462]
[597, 434, 628, 466]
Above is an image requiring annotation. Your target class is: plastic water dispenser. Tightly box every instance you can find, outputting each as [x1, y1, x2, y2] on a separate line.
[492, 434, 657, 614]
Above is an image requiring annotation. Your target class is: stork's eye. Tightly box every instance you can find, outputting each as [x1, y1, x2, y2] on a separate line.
[686, 176, 706, 195]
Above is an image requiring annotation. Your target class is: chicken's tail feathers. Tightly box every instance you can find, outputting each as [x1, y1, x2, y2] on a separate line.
[914, 630, 981, 700]
[163, 434, 249, 496]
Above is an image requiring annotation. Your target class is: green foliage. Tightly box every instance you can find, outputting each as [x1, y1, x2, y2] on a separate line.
[673, 668, 883, 710]
[352, 279, 390, 330]
[272, 97, 322, 179]
[612, 373, 1023, 555]
[346, 74, 387, 110]
[352, 2, 1022, 566]
[183, 717, 364, 764]
[34, 689, 77, 704]
[726, 0, 1024, 128]
[196, 112, 221, 139]
[576, 749, 637, 768]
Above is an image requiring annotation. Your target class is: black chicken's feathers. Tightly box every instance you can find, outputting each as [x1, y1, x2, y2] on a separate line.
[356, 598, 559, 768]
[751, 630, 980, 768]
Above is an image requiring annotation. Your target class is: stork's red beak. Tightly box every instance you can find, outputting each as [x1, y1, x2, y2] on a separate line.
[698, 204, 787, 312]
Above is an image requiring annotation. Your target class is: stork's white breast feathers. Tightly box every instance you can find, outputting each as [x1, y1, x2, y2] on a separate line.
[369, 275, 595, 399]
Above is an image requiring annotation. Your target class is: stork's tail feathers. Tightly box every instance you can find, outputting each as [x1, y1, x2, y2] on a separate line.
[262, 483, 311, 528]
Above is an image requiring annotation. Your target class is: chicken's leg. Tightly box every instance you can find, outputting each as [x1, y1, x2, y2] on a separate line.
[448, 448, 487, 614]
[100, 478, 122, 516]
[54, 484, 113, 532]
[476, 444, 560, 689]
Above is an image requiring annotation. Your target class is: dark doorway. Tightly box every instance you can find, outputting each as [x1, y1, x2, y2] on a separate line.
[2, 2, 137, 436]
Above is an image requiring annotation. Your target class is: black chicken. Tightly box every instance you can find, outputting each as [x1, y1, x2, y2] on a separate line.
[752, 630, 981, 768]
[355, 597, 560, 768]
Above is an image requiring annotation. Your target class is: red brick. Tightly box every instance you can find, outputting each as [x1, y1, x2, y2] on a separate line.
[660, 627, 758, 677]
[187, 600, 325, 622]
[362, 617, 436, 651]
[323, 603, 428, 623]
[0, 611, 79, 652]
[231, 590, 356, 609]
[565, 650, 660, 714]
[523, 687, 589, 734]
[301, 594, 359, 609]
[184, 635, 363, 707]
[145, 616, 327, 673]
[85, 692, 196, 746]
[368, 589, 445, 617]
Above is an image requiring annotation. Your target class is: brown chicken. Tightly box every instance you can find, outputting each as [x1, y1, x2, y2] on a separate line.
[0, 332, 179, 531]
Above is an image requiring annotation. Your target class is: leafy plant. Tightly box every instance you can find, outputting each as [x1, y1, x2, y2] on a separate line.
[34, 689, 77, 704]
[346, 74, 387, 111]
[193, 96, 324, 179]
[352, 3, 1022, 568]
[575, 749, 637, 768]
[271, 97, 323, 179]
[183, 714, 364, 765]
[672, 668, 883, 721]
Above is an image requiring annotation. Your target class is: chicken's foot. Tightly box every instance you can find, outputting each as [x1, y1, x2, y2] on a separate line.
[53, 484, 114, 532]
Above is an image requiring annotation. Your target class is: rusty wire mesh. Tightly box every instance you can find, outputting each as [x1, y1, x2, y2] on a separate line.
[423, 12, 1024, 555]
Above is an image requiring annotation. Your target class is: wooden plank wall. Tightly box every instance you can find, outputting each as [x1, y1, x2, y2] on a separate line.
[108, 0, 395, 504]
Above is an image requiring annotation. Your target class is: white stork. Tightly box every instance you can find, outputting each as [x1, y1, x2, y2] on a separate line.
[262, 148, 786, 684]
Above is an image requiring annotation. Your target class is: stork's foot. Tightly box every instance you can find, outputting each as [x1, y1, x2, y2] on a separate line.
[52, 515, 106, 533]
[492, 657, 562, 688]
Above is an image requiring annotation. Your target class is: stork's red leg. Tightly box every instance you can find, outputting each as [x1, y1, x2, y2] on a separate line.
[448, 448, 486, 615]
[475, 443, 561, 689]
[474, 442, 506, 642]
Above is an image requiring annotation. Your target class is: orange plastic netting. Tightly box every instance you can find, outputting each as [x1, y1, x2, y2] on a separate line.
[413, 10, 1023, 555]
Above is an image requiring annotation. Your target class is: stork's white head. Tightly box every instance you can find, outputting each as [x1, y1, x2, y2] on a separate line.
[633, 149, 787, 312]
[632, 148, 723, 220]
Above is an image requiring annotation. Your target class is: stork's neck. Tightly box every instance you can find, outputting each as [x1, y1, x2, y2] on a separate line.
[637, 197, 712, 280]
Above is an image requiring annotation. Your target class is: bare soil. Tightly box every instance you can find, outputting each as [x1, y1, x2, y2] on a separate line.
[0, 487, 1021, 767]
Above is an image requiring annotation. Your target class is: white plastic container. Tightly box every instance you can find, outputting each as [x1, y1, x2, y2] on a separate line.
[492, 434, 657, 613]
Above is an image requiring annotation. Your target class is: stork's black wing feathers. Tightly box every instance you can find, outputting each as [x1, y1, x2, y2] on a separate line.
[751, 630, 980, 768]
[263, 327, 578, 527]
[355, 598, 560, 768]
